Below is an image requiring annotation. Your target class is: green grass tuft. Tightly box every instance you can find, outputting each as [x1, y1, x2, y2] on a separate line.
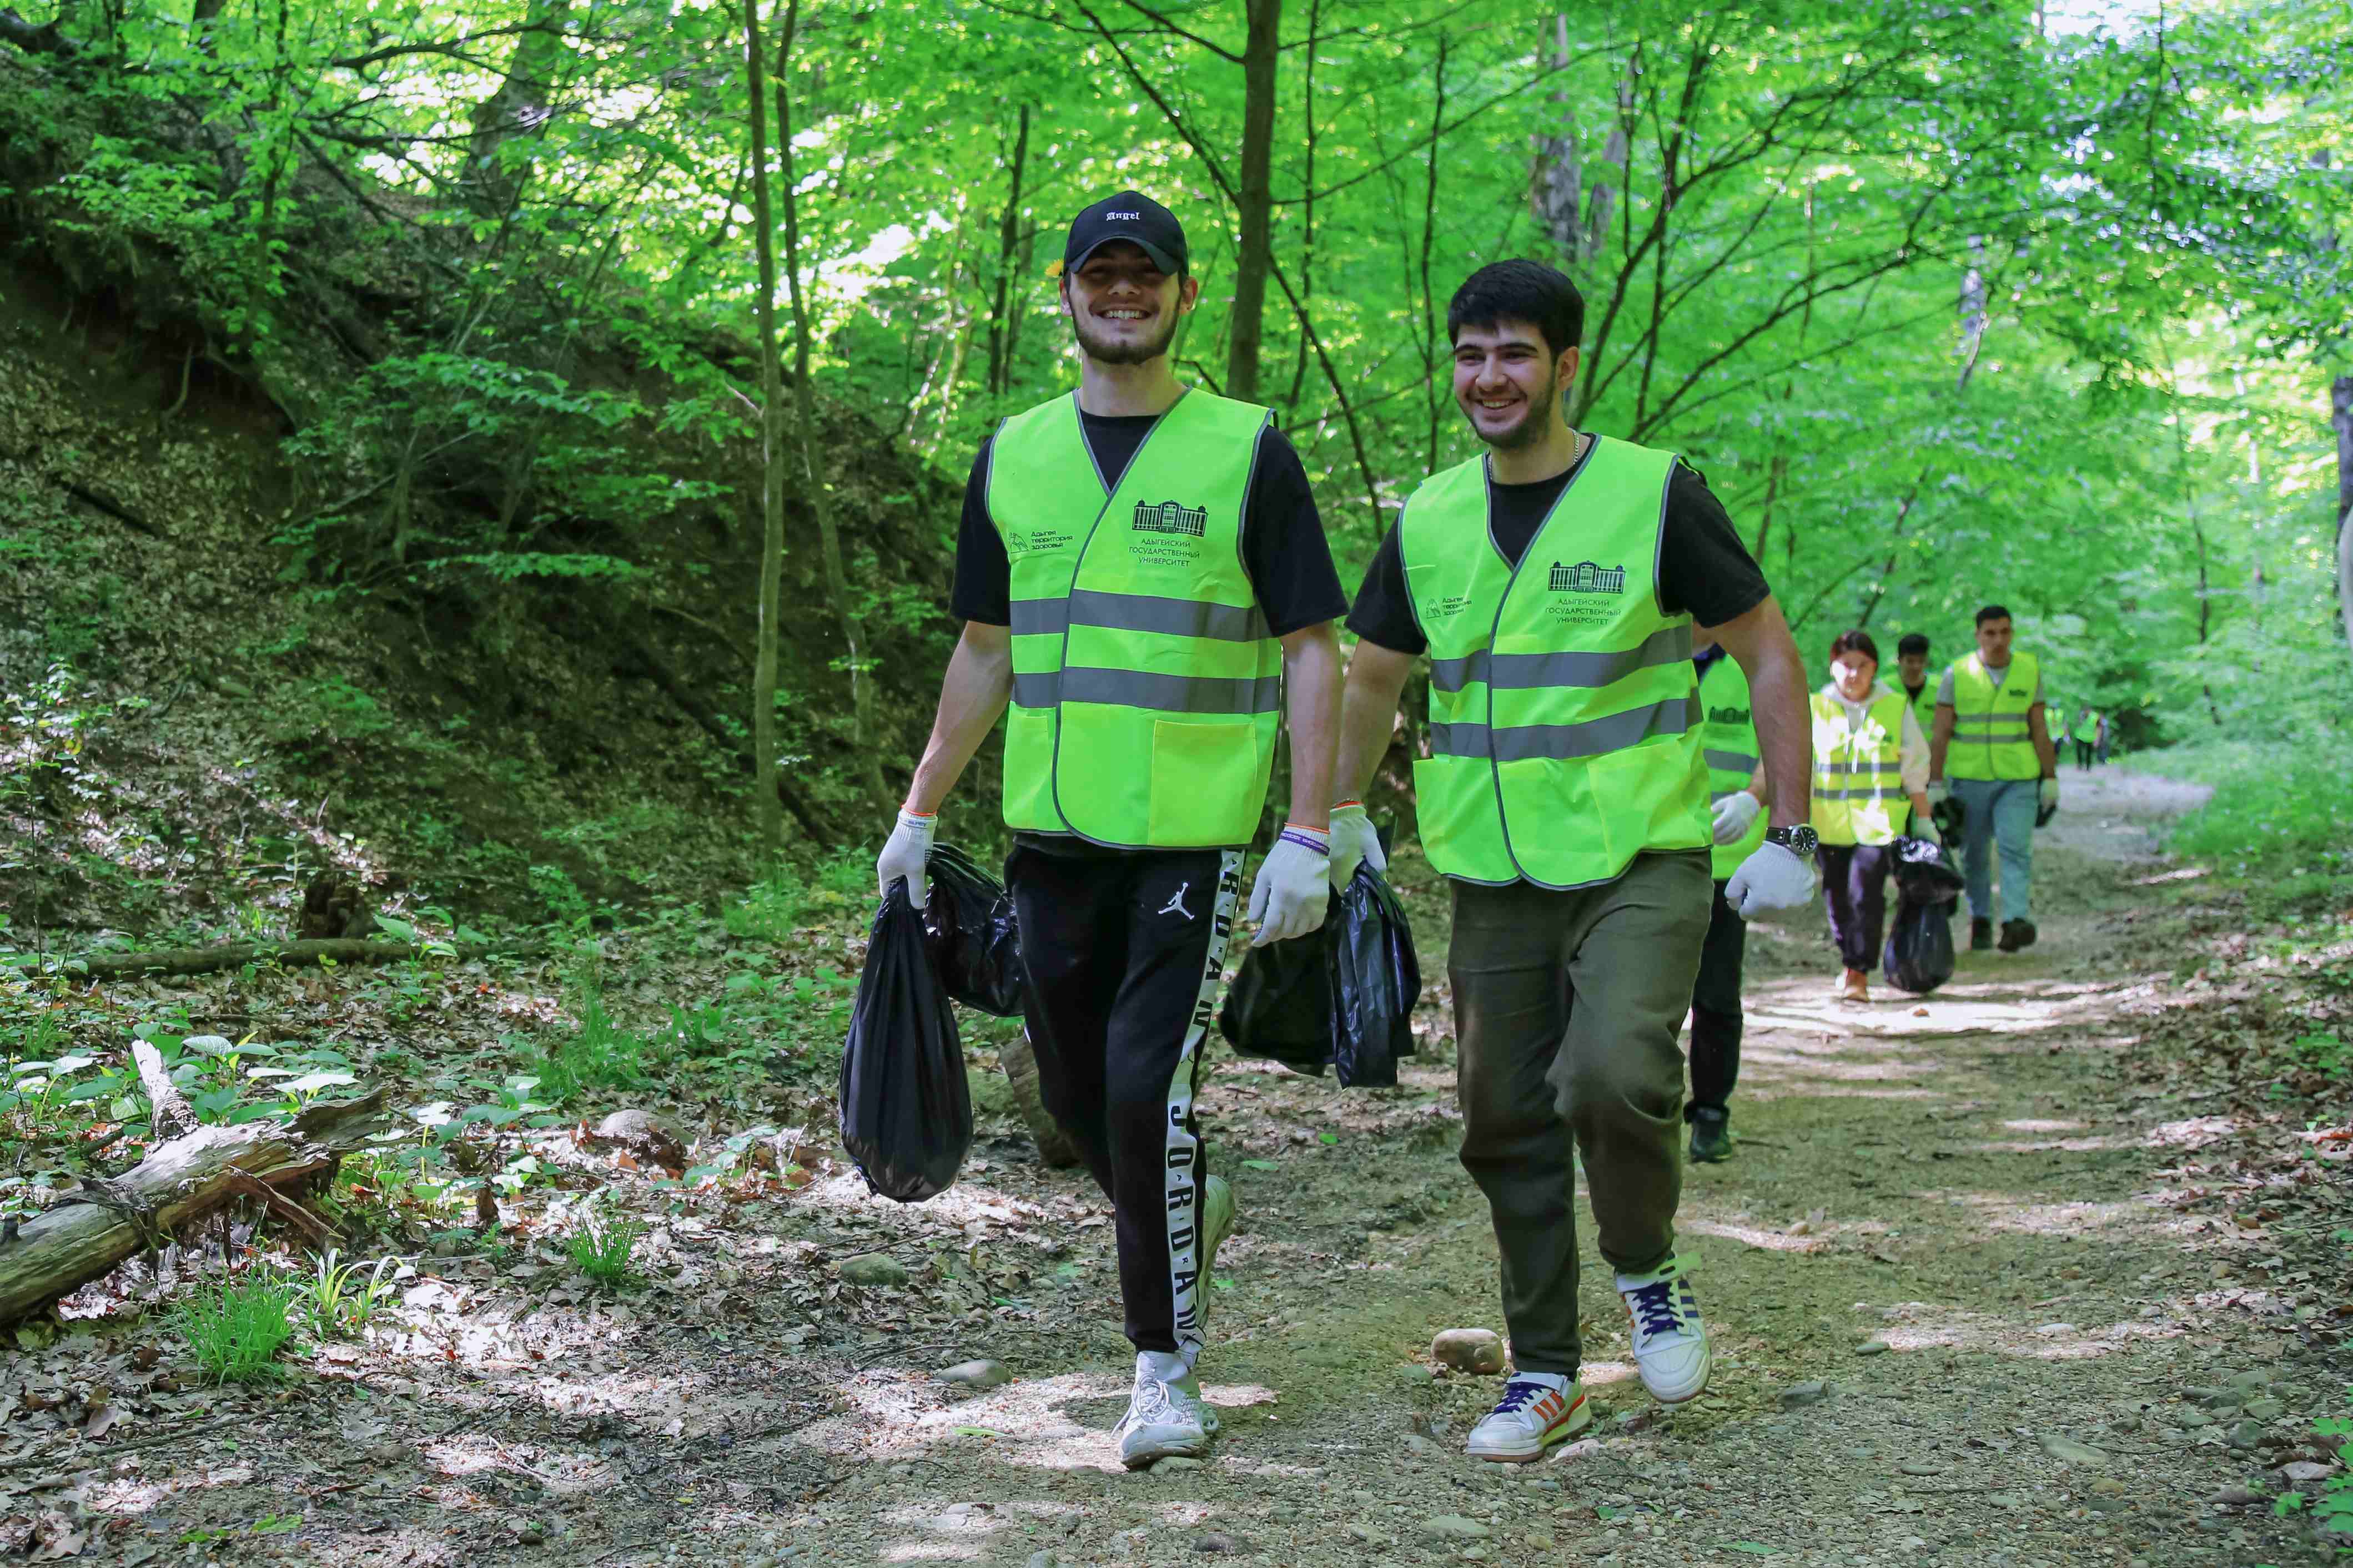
[567, 1207, 645, 1285]
[177, 1272, 299, 1383]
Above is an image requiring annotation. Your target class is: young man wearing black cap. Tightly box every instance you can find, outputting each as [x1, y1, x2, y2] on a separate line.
[877, 192, 1347, 1468]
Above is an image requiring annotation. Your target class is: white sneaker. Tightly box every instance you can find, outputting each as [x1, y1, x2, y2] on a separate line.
[1464, 1374, 1591, 1463]
[1115, 1363, 1217, 1469]
[1615, 1254, 1711, 1403]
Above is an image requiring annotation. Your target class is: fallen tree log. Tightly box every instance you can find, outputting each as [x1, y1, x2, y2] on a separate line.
[44, 937, 542, 981]
[0, 1090, 387, 1327]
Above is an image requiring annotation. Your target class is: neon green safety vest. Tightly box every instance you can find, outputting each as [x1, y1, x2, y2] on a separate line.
[1809, 688, 1907, 846]
[1698, 655, 1767, 880]
[2072, 709, 2096, 743]
[1904, 680, 1937, 741]
[1944, 650, 2042, 781]
[1399, 437, 1710, 889]
[986, 390, 1284, 848]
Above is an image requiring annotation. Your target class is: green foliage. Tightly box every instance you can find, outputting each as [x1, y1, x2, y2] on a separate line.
[567, 1203, 645, 1285]
[539, 999, 650, 1103]
[2135, 734, 2353, 905]
[176, 1272, 299, 1383]
[298, 1248, 396, 1339]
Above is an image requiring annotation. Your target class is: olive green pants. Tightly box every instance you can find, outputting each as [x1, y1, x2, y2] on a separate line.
[1449, 850, 1711, 1377]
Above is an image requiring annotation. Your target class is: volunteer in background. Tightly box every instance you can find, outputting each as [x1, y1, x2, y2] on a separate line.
[2071, 705, 2098, 770]
[1682, 632, 1768, 1163]
[1810, 631, 1932, 1003]
[1927, 605, 2058, 954]
[1896, 633, 1936, 743]
[2095, 710, 2111, 765]
[879, 192, 1346, 1469]
[1328, 260, 1816, 1464]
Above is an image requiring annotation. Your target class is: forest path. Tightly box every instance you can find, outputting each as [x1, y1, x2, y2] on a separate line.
[771, 768, 2337, 1568]
[106, 772, 2340, 1568]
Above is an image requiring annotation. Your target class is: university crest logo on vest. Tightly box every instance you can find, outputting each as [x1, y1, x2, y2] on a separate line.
[1128, 496, 1209, 564]
[1545, 558, 1627, 625]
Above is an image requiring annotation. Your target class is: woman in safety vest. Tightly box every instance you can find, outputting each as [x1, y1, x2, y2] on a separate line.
[1811, 631, 1932, 1002]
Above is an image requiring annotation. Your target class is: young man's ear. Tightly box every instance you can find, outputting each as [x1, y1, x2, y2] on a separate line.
[1553, 345, 1581, 396]
[1176, 273, 1201, 313]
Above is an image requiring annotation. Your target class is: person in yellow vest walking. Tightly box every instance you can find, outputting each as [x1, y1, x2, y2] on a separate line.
[1680, 636, 1768, 1163]
[1927, 604, 2059, 953]
[1810, 631, 1933, 1002]
[1895, 632, 1937, 748]
[1328, 261, 1817, 1464]
[2070, 705, 2098, 770]
[877, 193, 1346, 1470]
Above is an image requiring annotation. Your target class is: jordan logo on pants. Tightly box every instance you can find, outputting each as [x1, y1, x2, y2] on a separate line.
[1158, 883, 1193, 920]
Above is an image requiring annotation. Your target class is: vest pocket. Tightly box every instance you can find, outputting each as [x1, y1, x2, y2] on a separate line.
[1585, 746, 1708, 876]
[1412, 754, 1514, 883]
[1147, 719, 1262, 845]
[1001, 704, 1059, 830]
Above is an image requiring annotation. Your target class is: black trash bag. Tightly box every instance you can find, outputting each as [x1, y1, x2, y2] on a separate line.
[1326, 864, 1422, 1088]
[1888, 835, 1965, 906]
[1216, 895, 1336, 1076]
[922, 843, 1026, 1018]
[1882, 892, 1956, 995]
[839, 885, 972, 1202]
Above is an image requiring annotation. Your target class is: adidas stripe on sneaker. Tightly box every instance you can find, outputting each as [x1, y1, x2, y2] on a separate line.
[1465, 1374, 1591, 1463]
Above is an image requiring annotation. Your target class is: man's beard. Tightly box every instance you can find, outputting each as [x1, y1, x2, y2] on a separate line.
[1070, 306, 1180, 366]
[1468, 377, 1556, 451]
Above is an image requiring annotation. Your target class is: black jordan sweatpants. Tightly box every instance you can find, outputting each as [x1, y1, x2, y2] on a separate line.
[1007, 841, 1243, 1361]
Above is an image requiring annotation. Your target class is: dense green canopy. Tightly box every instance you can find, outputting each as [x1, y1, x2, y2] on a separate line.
[4, 0, 2346, 755]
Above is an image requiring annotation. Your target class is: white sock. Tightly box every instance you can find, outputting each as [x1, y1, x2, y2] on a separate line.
[1511, 1370, 1573, 1392]
[1138, 1350, 1188, 1384]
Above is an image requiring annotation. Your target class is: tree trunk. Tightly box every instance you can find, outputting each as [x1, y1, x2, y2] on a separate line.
[1224, 0, 1281, 402]
[1532, 15, 1583, 264]
[465, 0, 571, 216]
[0, 1092, 387, 1327]
[2335, 375, 2353, 665]
[984, 106, 1030, 399]
[742, 0, 789, 855]
[775, 1, 887, 810]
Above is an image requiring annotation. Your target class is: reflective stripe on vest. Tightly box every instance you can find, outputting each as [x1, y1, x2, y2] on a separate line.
[1944, 649, 2042, 780]
[1400, 438, 1710, 889]
[1697, 654, 1767, 880]
[1809, 688, 1907, 845]
[987, 390, 1283, 848]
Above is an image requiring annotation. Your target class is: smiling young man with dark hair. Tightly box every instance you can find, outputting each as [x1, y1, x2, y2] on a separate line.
[877, 192, 1346, 1469]
[1327, 259, 1816, 1463]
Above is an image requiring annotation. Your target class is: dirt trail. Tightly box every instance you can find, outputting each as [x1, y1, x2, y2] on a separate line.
[750, 768, 2332, 1568]
[59, 770, 2347, 1568]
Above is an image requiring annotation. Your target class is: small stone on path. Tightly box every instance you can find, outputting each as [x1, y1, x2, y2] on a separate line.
[2208, 1485, 2264, 1506]
[2226, 1368, 2275, 1389]
[1419, 1514, 1492, 1541]
[838, 1253, 908, 1287]
[1153, 1456, 1205, 1473]
[937, 1359, 1009, 1390]
[1897, 1462, 1946, 1476]
[2033, 1322, 2076, 1336]
[2038, 1434, 2109, 1468]
[1024, 1554, 1059, 1568]
[2241, 1398, 2284, 1420]
[2279, 1460, 2335, 1484]
[2176, 1409, 2215, 1428]
[1779, 1380, 1832, 1409]
[1196, 1531, 1247, 1553]
[1856, 1339, 1891, 1356]
[1431, 1328, 1506, 1374]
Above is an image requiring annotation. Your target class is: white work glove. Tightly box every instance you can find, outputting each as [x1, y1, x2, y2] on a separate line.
[875, 808, 937, 906]
[1247, 824, 1331, 947]
[2039, 777, 2060, 813]
[1724, 840, 1818, 919]
[1326, 802, 1386, 888]
[1925, 779, 1949, 808]
[1710, 790, 1762, 846]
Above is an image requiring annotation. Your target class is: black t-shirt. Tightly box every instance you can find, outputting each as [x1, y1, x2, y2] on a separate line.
[952, 411, 1346, 638]
[954, 406, 1347, 856]
[1345, 447, 1769, 655]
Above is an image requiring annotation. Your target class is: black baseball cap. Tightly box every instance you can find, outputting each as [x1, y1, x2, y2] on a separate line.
[1063, 191, 1188, 277]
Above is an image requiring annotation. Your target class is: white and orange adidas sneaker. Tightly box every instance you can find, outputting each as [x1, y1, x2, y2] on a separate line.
[1616, 1253, 1711, 1403]
[1464, 1373, 1590, 1463]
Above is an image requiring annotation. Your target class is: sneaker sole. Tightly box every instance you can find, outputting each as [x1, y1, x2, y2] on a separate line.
[1468, 1398, 1592, 1464]
[1119, 1426, 1209, 1469]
